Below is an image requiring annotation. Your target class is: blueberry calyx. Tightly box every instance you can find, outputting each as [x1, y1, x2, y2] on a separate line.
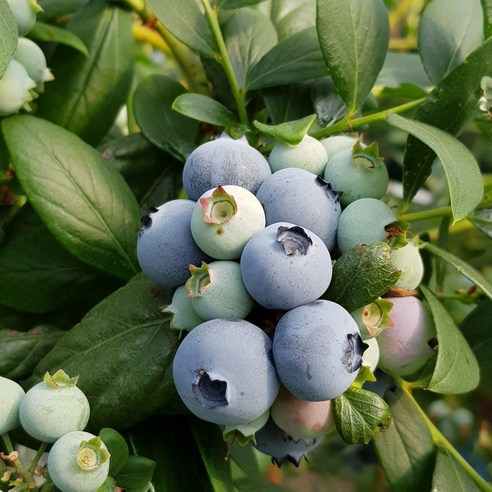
[200, 185, 237, 224]
[192, 370, 228, 409]
[341, 333, 366, 373]
[276, 226, 312, 256]
[315, 175, 341, 204]
[186, 262, 211, 297]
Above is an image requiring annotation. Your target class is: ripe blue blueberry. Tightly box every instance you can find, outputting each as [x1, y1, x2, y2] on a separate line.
[240, 223, 332, 311]
[255, 168, 341, 251]
[137, 199, 211, 287]
[172, 318, 280, 426]
[182, 133, 271, 201]
[272, 300, 365, 401]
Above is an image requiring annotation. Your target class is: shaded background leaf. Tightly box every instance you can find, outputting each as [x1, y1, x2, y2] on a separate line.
[0, 0, 18, 78]
[432, 447, 481, 491]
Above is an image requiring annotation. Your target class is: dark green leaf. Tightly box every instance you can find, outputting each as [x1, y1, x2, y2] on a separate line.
[262, 83, 314, 124]
[224, 8, 277, 89]
[334, 387, 392, 444]
[376, 52, 431, 90]
[217, 0, 266, 8]
[230, 442, 260, 478]
[468, 206, 492, 238]
[387, 114, 483, 223]
[400, 37, 492, 207]
[253, 114, 316, 145]
[133, 75, 199, 161]
[419, 0, 483, 84]
[233, 477, 288, 491]
[0, 326, 64, 380]
[422, 242, 492, 300]
[146, 0, 216, 57]
[420, 285, 480, 394]
[246, 27, 326, 90]
[31, 274, 181, 431]
[461, 299, 492, 385]
[316, 0, 389, 113]
[432, 447, 481, 491]
[189, 418, 233, 492]
[113, 455, 156, 490]
[38, 0, 89, 19]
[37, 1, 134, 145]
[311, 77, 347, 126]
[2, 115, 140, 281]
[0, 0, 18, 78]
[374, 386, 435, 492]
[29, 21, 89, 56]
[268, 0, 316, 41]
[172, 93, 240, 127]
[99, 428, 129, 476]
[324, 242, 401, 312]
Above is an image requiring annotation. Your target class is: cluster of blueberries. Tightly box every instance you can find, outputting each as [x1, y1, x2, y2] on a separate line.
[0, 0, 54, 117]
[137, 132, 437, 465]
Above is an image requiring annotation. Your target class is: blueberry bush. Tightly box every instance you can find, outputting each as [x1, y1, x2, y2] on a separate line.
[1, 0, 492, 490]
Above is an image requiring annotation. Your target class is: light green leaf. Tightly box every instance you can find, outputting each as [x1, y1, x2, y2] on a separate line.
[134, 74, 199, 161]
[29, 21, 89, 56]
[268, 0, 316, 41]
[422, 242, 492, 300]
[374, 386, 435, 492]
[172, 93, 240, 127]
[146, 0, 216, 57]
[246, 27, 326, 90]
[216, 0, 266, 8]
[419, 0, 484, 84]
[376, 52, 432, 89]
[316, 0, 389, 113]
[2, 115, 141, 281]
[113, 455, 156, 490]
[0, 0, 18, 78]
[432, 447, 481, 491]
[253, 114, 316, 145]
[420, 285, 480, 394]
[98, 428, 129, 476]
[483, 0, 492, 38]
[334, 387, 392, 444]
[387, 114, 483, 223]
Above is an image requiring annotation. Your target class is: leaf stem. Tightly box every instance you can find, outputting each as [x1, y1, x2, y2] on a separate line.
[398, 206, 452, 222]
[310, 97, 426, 139]
[200, 0, 249, 126]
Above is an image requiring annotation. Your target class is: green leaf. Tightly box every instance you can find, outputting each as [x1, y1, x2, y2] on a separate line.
[253, 114, 316, 145]
[172, 93, 240, 127]
[468, 206, 492, 238]
[461, 299, 492, 385]
[29, 21, 89, 56]
[262, 83, 314, 125]
[217, 0, 266, 8]
[2, 115, 140, 281]
[374, 386, 435, 492]
[376, 52, 432, 90]
[113, 455, 156, 490]
[37, 1, 134, 145]
[422, 242, 492, 300]
[420, 285, 480, 394]
[432, 447, 481, 491]
[31, 274, 181, 431]
[334, 387, 392, 444]
[387, 114, 483, 223]
[0, 0, 18, 79]
[134, 74, 199, 161]
[37, 0, 90, 18]
[399, 36, 492, 207]
[268, 0, 316, 42]
[316, 0, 389, 113]
[146, 0, 216, 57]
[323, 242, 401, 312]
[233, 477, 288, 491]
[224, 8, 277, 89]
[483, 0, 492, 38]
[189, 418, 234, 492]
[311, 77, 348, 126]
[419, 0, 484, 84]
[0, 326, 64, 380]
[99, 428, 129, 476]
[230, 443, 260, 478]
[246, 27, 326, 90]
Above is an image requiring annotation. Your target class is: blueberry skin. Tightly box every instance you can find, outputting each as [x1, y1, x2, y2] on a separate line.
[172, 319, 280, 426]
[255, 168, 341, 251]
[137, 199, 211, 287]
[272, 300, 364, 401]
[253, 417, 325, 467]
[182, 133, 271, 201]
[240, 222, 332, 311]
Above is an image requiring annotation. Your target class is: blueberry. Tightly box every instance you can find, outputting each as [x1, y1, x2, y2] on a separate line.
[320, 134, 360, 161]
[6, 0, 42, 36]
[272, 300, 364, 401]
[255, 168, 341, 251]
[0, 58, 36, 117]
[389, 237, 424, 290]
[162, 285, 205, 332]
[0, 376, 25, 434]
[14, 37, 54, 92]
[240, 223, 332, 310]
[182, 133, 271, 201]
[172, 318, 280, 426]
[137, 199, 211, 287]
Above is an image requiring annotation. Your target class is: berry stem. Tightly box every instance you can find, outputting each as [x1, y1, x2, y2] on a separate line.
[28, 441, 47, 473]
[1, 432, 37, 487]
[398, 206, 452, 222]
[200, 0, 249, 126]
[310, 97, 426, 139]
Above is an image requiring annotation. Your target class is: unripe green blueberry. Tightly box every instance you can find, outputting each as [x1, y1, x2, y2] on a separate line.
[377, 296, 436, 377]
[0, 58, 37, 117]
[19, 370, 90, 443]
[47, 431, 110, 492]
[362, 336, 380, 372]
[13, 37, 54, 91]
[320, 134, 360, 161]
[0, 376, 25, 434]
[6, 0, 42, 35]
[390, 237, 424, 290]
[268, 135, 328, 175]
[162, 285, 205, 332]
